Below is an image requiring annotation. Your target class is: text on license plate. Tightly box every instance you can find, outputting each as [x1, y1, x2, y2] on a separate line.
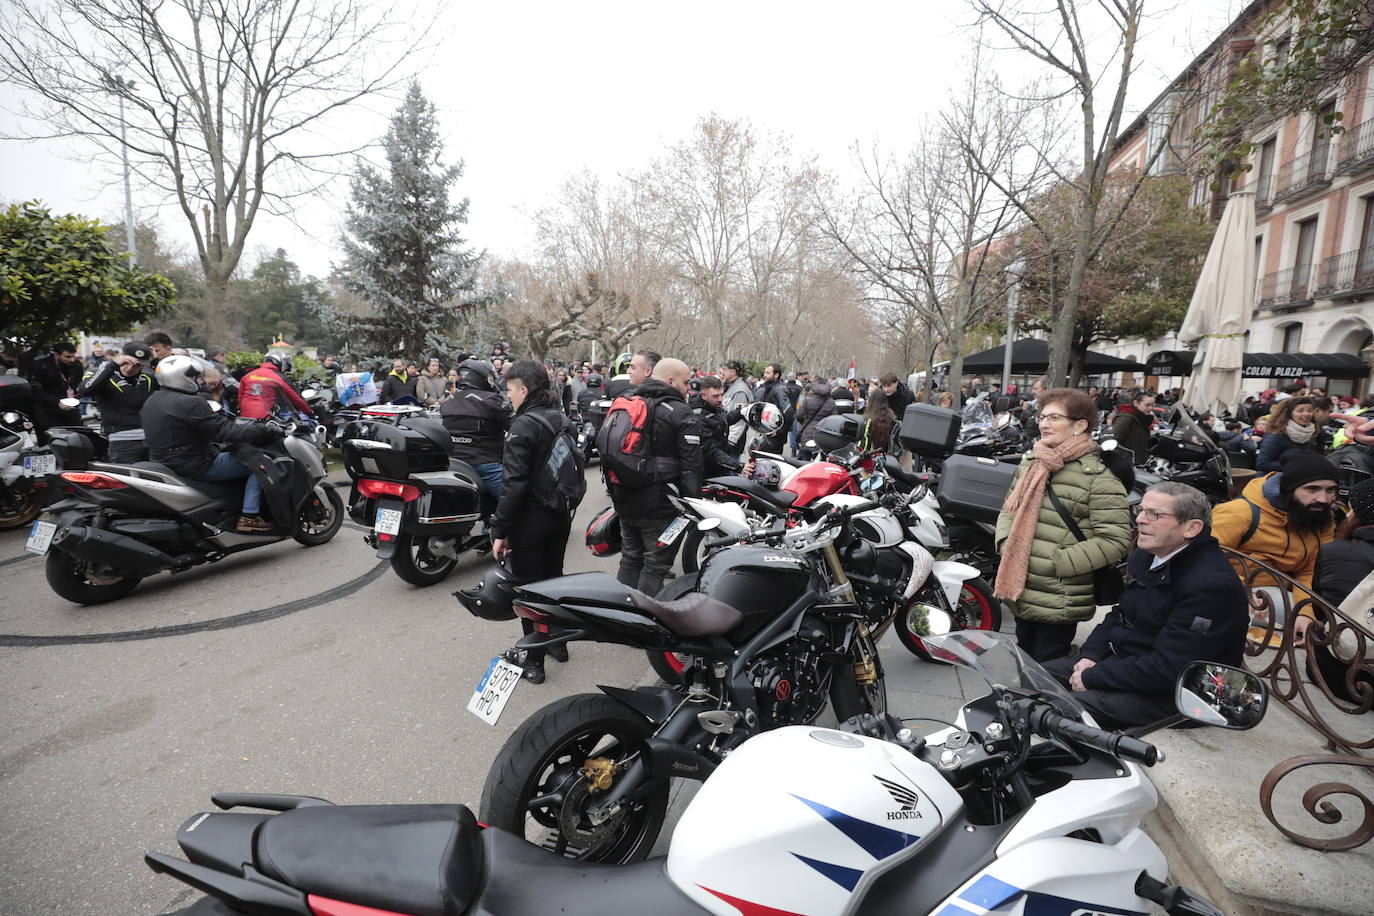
[658, 516, 689, 546]
[467, 657, 523, 725]
[375, 507, 402, 536]
[25, 520, 57, 555]
[23, 453, 56, 476]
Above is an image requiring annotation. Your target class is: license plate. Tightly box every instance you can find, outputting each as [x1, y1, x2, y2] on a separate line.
[658, 516, 689, 546]
[25, 520, 56, 555]
[467, 656, 523, 726]
[23, 452, 56, 476]
[375, 506, 402, 536]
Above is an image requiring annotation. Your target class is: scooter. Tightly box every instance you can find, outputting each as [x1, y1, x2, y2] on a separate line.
[30, 408, 342, 605]
[0, 376, 49, 530]
[144, 630, 1256, 916]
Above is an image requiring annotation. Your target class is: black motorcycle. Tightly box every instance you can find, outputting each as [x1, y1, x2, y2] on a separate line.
[341, 406, 489, 586]
[461, 499, 890, 864]
[575, 394, 613, 462]
[0, 376, 50, 530]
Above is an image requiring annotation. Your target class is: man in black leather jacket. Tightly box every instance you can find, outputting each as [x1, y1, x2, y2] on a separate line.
[440, 359, 510, 510]
[25, 342, 83, 432]
[691, 375, 743, 478]
[610, 358, 703, 595]
[77, 345, 157, 462]
[754, 363, 794, 453]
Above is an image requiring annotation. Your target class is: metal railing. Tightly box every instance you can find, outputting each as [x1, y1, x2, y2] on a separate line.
[1336, 117, 1374, 175]
[1257, 265, 1315, 309]
[1226, 547, 1374, 851]
[1315, 245, 1374, 298]
[1274, 146, 1333, 202]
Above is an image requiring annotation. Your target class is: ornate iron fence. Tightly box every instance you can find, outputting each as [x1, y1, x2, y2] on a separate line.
[1223, 547, 1374, 851]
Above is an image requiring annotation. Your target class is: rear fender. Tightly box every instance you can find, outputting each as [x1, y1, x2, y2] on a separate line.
[598, 684, 681, 726]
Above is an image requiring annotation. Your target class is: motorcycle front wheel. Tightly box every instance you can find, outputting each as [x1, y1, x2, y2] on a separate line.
[897, 576, 1001, 661]
[480, 693, 669, 864]
[390, 531, 461, 586]
[292, 486, 344, 547]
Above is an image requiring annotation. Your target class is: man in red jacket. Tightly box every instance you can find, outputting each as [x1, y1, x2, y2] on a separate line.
[238, 353, 313, 420]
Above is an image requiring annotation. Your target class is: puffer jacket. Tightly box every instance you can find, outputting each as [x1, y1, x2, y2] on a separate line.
[1212, 473, 1335, 590]
[796, 381, 836, 446]
[1256, 429, 1324, 472]
[994, 446, 1133, 624]
[415, 370, 446, 406]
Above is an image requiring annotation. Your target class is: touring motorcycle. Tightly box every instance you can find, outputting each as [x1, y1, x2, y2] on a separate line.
[144, 631, 1255, 916]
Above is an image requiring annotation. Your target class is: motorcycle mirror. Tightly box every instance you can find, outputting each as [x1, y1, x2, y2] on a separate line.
[59, 397, 80, 409]
[805, 439, 816, 448]
[1175, 662, 1267, 730]
[2, 411, 18, 424]
[925, 607, 953, 637]
[696, 517, 722, 533]
[301, 388, 317, 398]
[207, 400, 224, 413]
[1100, 438, 1117, 451]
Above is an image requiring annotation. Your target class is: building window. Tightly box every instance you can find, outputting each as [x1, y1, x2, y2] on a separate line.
[1273, 36, 1291, 70]
[1312, 100, 1336, 169]
[1293, 217, 1318, 299]
[1281, 324, 1303, 353]
[1359, 197, 1374, 278]
[1256, 138, 1276, 201]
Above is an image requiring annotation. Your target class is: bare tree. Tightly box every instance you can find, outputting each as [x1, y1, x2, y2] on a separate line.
[0, 0, 411, 343]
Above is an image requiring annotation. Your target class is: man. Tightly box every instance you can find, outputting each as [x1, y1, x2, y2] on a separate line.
[1110, 389, 1155, 464]
[206, 348, 229, 374]
[77, 344, 157, 462]
[719, 359, 753, 457]
[1043, 482, 1248, 729]
[379, 358, 419, 403]
[795, 377, 836, 459]
[238, 352, 313, 420]
[692, 375, 744, 478]
[25, 341, 83, 432]
[754, 363, 794, 453]
[442, 359, 510, 522]
[784, 372, 804, 454]
[606, 349, 659, 400]
[320, 354, 341, 380]
[879, 371, 917, 463]
[144, 332, 174, 365]
[608, 357, 703, 596]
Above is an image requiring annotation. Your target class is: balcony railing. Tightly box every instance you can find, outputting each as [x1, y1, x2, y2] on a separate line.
[1273, 146, 1333, 202]
[1335, 117, 1374, 176]
[1257, 265, 1315, 309]
[1315, 245, 1374, 299]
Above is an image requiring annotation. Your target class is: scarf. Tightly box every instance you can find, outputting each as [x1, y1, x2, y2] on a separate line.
[1285, 420, 1315, 443]
[993, 434, 1097, 601]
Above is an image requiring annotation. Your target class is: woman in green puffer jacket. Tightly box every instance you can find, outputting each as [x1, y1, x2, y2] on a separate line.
[994, 387, 1132, 662]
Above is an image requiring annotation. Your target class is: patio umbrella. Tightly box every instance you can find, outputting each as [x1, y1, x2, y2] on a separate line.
[1181, 190, 1255, 415]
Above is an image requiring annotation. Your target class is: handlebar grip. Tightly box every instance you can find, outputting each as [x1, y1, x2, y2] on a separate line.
[1033, 707, 1159, 766]
[703, 534, 737, 551]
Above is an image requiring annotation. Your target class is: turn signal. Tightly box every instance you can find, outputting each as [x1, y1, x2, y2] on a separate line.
[356, 478, 421, 502]
[59, 472, 129, 490]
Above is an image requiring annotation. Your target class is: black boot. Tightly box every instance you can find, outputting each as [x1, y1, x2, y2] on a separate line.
[521, 658, 546, 684]
[548, 643, 569, 664]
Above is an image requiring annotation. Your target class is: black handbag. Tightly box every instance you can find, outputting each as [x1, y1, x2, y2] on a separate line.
[1047, 487, 1125, 605]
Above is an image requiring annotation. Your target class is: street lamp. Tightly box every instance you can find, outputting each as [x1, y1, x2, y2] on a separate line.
[1002, 255, 1027, 393]
[100, 72, 137, 266]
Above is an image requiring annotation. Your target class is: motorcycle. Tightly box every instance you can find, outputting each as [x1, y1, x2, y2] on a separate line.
[0, 376, 50, 530]
[300, 384, 339, 444]
[341, 405, 489, 586]
[1140, 407, 1236, 505]
[466, 499, 896, 863]
[576, 394, 614, 462]
[144, 630, 1260, 916]
[30, 407, 342, 604]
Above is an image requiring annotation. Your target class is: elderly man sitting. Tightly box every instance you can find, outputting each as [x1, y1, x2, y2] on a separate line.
[1043, 482, 1249, 729]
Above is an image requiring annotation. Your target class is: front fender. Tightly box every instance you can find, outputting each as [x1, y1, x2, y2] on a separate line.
[932, 559, 980, 607]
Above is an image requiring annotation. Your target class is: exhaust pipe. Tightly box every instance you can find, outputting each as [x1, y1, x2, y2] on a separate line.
[51, 525, 177, 576]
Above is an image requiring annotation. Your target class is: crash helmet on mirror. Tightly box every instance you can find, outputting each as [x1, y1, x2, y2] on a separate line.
[155, 354, 205, 394]
[263, 351, 293, 375]
[454, 564, 520, 621]
[458, 358, 498, 392]
[745, 400, 784, 435]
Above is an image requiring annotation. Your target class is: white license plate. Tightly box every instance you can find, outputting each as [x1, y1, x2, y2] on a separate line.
[375, 506, 402, 536]
[23, 452, 56, 476]
[467, 656, 524, 726]
[658, 516, 689, 546]
[25, 520, 56, 555]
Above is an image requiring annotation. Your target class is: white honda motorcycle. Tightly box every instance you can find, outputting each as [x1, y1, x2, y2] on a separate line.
[146, 630, 1250, 916]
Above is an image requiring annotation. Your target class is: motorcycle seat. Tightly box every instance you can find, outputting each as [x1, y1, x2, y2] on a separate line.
[628, 587, 744, 637]
[130, 461, 245, 500]
[253, 804, 483, 916]
[882, 455, 922, 488]
[705, 475, 798, 510]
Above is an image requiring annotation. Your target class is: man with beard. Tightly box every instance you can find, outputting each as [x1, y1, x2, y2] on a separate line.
[1212, 453, 1338, 602]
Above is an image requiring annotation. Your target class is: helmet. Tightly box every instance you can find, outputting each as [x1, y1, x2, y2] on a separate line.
[458, 358, 498, 392]
[749, 458, 782, 488]
[155, 354, 205, 393]
[263, 351, 293, 375]
[454, 565, 520, 621]
[744, 401, 783, 434]
[585, 505, 621, 556]
[613, 353, 633, 377]
[585, 372, 604, 389]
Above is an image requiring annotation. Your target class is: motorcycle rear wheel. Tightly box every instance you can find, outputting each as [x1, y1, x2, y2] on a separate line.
[0, 484, 41, 530]
[480, 693, 668, 865]
[390, 531, 461, 586]
[45, 551, 141, 605]
[897, 576, 1001, 661]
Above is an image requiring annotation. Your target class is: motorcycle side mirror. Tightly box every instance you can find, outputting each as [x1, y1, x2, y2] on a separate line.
[925, 607, 953, 637]
[805, 439, 816, 448]
[301, 388, 317, 398]
[1175, 662, 1267, 729]
[207, 400, 224, 413]
[696, 517, 722, 533]
[59, 397, 80, 409]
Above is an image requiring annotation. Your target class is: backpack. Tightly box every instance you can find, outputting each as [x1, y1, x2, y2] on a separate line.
[528, 410, 587, 514]
[596, 394, 662, 487]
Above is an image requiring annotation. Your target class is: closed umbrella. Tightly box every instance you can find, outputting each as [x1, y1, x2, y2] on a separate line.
[1181, 190, 1255, 415]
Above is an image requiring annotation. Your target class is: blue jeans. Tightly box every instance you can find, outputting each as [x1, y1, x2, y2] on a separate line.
[196, 451, 262, 515]
[475, 462, 503, 500]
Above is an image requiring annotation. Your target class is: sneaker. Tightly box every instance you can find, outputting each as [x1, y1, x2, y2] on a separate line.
[1246, 626, 1283, 649]
[236, 515, 273, 533]
[548, 643, 569, 664]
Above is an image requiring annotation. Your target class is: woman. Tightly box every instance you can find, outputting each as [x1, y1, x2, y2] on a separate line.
[489, 360, 576, 684]
[553, 366, 574, 415]
[995, 387, 1132, 662]
[936, 389, 955, 409]
[1308, 479, 1374, 702]
[201, 368, 238, 415]
[859, 386, 895, 452]
[1256, 396, 1323, 472]
[444, 368, 460, 399]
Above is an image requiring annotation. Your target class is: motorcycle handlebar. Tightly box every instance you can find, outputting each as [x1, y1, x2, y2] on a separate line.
[1029, 705, 1160, 767]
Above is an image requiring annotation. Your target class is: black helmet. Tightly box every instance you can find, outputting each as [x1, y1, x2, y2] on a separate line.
[263, 351, 293, 375]
[458, 358, 498, 392]
[585, 372, 604, 389]
[454, 565, 520, 621]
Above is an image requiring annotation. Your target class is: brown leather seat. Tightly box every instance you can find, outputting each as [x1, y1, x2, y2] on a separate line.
[628, 588, 744, 637]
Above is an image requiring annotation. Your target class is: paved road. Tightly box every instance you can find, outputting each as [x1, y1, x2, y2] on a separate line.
[0, 473, 651, 915]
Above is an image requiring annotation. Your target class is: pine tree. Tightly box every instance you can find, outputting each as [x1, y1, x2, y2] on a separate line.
[338, 81, 480, 357]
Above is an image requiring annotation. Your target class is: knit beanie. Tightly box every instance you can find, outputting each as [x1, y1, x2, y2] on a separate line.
[1349, 479, 1374, 526]
[1277, 453, 1340, 499]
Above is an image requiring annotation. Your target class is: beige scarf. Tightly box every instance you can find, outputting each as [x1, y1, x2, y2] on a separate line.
[994, 434, 1097, 601]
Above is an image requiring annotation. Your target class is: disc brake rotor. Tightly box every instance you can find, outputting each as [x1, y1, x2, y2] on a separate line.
[556, 764, 627, 849]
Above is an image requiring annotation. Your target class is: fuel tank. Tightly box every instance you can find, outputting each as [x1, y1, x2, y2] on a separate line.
[697, 544, 814, 641]
[782, 461, 857, 505]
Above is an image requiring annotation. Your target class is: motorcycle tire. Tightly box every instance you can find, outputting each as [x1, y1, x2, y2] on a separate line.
[480, 692, 669, 865]
[292, 486, 344, 547]
[45, 551, 141, 605]
[897, 576, 1001, 662]
[679, 526, 709, 574]
[389, 531, 461, 586]
[0, 484, 42, 530]
[643, 574, 699, 687]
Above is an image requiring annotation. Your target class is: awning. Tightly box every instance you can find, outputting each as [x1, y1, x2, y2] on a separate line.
[1147, 350, 1369, 379]
[958, 338, 1146, 374]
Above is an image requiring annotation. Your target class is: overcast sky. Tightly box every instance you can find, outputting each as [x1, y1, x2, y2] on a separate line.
[0, 0, 1250, 279]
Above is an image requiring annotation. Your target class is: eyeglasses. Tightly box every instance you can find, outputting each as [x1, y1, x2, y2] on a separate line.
[1132, 505, 1177, 522]
[1038, 412, 1079, 424]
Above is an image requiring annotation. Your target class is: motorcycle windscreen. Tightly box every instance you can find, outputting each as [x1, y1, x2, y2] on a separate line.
[923, 630, 1086, 719]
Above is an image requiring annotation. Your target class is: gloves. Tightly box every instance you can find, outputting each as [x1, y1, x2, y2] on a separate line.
[255, 424, 286, 445]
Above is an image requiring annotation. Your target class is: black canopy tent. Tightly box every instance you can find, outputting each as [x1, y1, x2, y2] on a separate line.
[956, 338, 1147, 375]
[1146, 350, 1368, 380]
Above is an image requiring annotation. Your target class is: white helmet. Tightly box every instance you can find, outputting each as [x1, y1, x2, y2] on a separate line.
[745, 401, 783, 434]
[155, 354, 205, 393]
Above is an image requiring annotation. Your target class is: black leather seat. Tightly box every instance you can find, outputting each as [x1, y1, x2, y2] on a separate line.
[125, 461, 244, 500]
[628, 587, 744, 637]
[705, 475, 798, 512]
[882, 455, 923, 488]
[253, 804, 483, 916]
